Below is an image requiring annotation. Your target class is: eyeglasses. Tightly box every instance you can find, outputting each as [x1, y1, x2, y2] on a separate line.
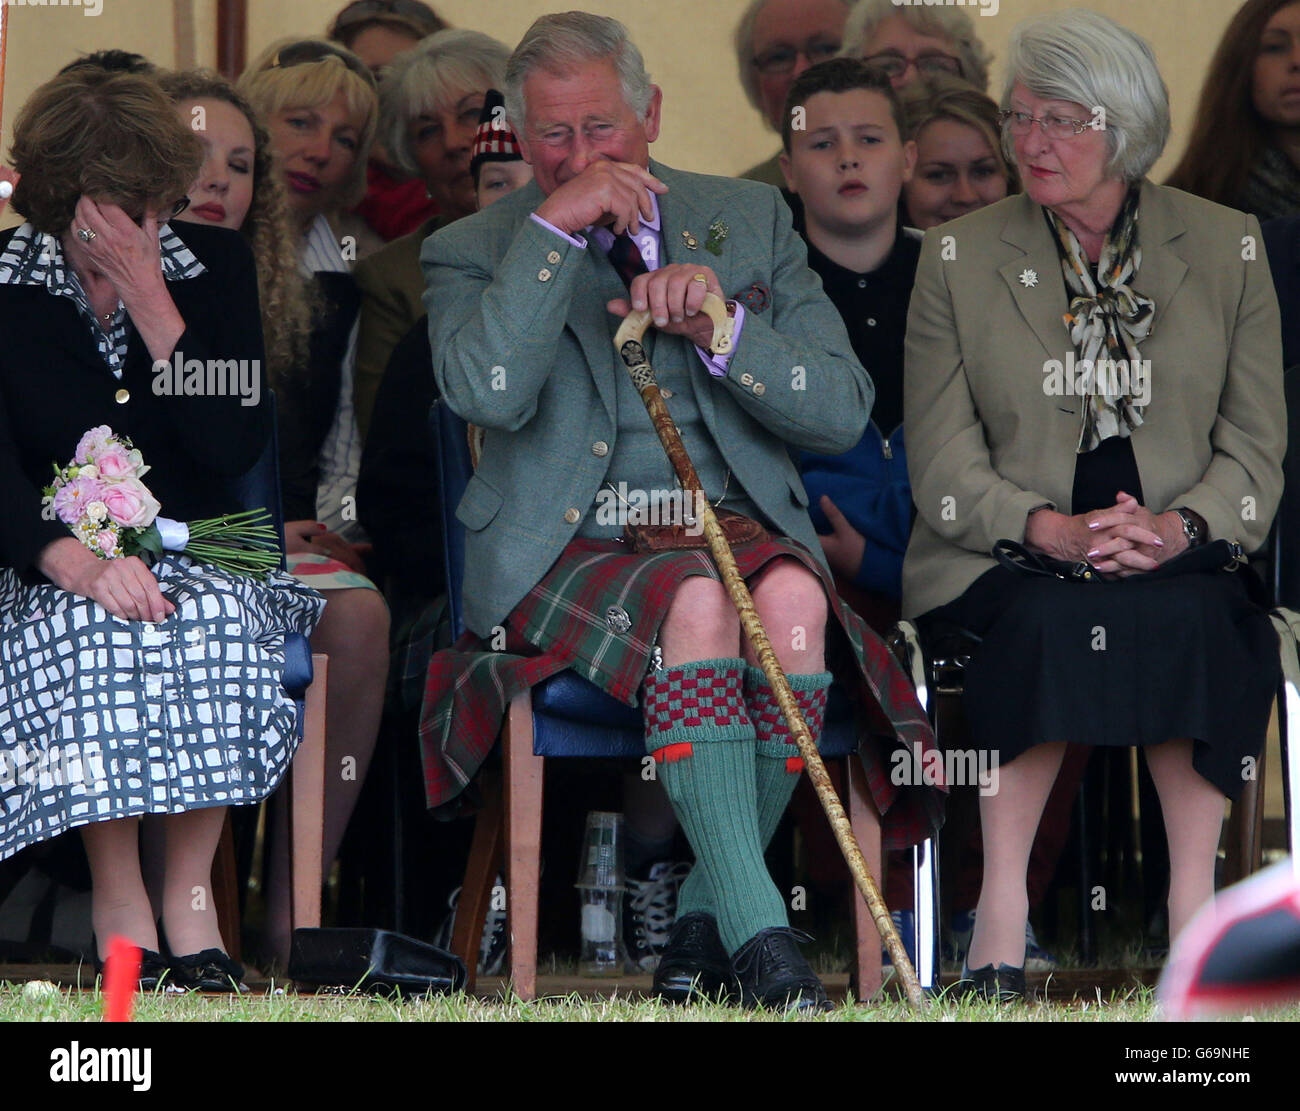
[862, 52, 963, 80]
[752, 38, 842, 76]
[121, 196, 191, 226]
[998, 109, 1102, 140]
[269, 40, 377, 89]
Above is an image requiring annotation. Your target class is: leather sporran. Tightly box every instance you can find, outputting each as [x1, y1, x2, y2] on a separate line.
[624, 508, 769, 553]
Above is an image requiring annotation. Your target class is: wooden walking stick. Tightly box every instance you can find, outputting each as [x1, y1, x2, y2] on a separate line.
[614, 292, 927, 1010]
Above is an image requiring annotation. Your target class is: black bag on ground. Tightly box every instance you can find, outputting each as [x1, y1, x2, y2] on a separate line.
[288, 927, 467, 996]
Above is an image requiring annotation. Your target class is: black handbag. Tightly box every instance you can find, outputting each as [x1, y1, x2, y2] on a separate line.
[993, 537, 1250, 584]
[288, 927, 468, 996]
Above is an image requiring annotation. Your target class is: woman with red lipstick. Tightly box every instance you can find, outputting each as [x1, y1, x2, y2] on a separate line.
[903, 10, 1284, 1001]
[1169, 0, 1300, 220]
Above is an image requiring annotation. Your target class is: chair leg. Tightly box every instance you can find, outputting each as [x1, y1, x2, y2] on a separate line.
[212, 814, 241, 962]
[845, 756, 883, 1001]
[503, 692, 543, 1002]
[451, 768, 504, 994]
[1225, 755, 1266, 885]
[289, 654, 329, 933]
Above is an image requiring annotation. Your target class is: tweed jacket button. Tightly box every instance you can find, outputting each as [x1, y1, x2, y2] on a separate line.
[753, 382, 766, 396]
[547, 250, 561, 264]
[740, 373, 754, 387]
[538, 268, 553, 282]
[114, 388, 130, 404]
[564, 507, 580, 524]
[592, 441, 609, 456]
[605, 605, 632, 634]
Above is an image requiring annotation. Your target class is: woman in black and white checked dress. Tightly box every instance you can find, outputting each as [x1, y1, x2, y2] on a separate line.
[0, 67, 323, 979]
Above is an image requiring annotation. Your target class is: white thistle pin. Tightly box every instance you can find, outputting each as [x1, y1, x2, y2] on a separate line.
[1019, 268, 1039, 288]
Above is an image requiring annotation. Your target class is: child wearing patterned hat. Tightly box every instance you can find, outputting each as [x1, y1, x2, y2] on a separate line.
[472, 89, 534, 210]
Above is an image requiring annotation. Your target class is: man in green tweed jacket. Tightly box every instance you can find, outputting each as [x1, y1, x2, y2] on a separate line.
[422, 12, 889, 1012]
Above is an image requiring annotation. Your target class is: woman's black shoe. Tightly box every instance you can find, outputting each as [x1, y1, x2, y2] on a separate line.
[957, 961, 1027, 1002]
[90, 936, 175, 992]
[169, 949, 249, 993]
[731, 927, 831, 1013]
[652, 913, 739, 1004]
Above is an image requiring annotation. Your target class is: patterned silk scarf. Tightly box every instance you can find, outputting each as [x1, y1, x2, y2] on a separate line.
[1044, 185, 1155, 453]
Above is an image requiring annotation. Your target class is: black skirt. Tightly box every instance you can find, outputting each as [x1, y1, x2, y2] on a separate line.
[919, 439, 1278, 799]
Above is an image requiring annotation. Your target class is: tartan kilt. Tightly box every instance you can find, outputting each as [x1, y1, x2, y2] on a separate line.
[419, 535, 945, 848]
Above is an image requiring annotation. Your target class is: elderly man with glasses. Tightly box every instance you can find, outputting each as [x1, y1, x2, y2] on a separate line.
[734, 0, 852, 187]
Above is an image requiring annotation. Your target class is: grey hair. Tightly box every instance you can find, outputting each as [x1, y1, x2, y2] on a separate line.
[1000, 9, 1170, 182]
[734, 0, 853, 114]
[380, 28, 510, 177]
[841, 0, 992, 94]
[504, 11, 653, 134]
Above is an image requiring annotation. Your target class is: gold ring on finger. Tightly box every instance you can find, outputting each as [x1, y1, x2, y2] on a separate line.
[691, 273, 707, 284]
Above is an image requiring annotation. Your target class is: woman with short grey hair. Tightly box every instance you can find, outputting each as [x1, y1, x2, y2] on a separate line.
[380, 28, 510, 216]
[842, 0, 991, 92]
[998, 10, 1170, 184]
[902, 9, 1284, 1001]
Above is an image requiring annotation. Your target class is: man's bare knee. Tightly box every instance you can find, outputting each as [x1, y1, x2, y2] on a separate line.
[659, 577, 739, 665]
[750, 561, 827, 669]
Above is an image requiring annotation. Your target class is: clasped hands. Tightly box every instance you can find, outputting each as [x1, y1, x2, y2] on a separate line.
[1023, 491, 1189, 578]
[533, 160, 725, 349]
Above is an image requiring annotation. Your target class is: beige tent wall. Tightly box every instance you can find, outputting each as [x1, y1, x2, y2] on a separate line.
[3, 0, 1240, 184]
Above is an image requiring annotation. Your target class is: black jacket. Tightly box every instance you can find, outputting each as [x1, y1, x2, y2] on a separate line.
[0, 221, 270, 576]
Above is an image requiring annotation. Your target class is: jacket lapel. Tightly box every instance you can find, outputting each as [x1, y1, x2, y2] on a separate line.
[1132, 178, 1188, 330]
[998, 194, 1071, 361]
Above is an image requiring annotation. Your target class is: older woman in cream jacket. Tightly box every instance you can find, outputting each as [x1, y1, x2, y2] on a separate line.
[903, 10, 1284, 1000]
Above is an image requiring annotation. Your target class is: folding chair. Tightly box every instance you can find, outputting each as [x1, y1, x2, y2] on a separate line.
[432, 399, 905, 1001]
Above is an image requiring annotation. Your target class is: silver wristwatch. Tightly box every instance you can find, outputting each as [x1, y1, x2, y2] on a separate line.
[1173, 507, 1205, 548]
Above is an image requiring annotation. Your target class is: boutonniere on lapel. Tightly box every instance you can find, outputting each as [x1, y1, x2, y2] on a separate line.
[705, 220, 729, 257]
[1019, 268, 1039, 288]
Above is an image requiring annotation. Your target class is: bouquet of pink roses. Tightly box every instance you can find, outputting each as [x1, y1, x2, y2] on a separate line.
[42, 425, 281, 578]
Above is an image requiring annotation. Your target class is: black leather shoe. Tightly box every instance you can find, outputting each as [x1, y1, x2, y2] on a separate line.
[732, 927, 831, 1013]
[957, 961, 1026, 1002]
[90, 936, 175, 992]
[170, 949, 249, 993]
[652, 913, 739, 1004]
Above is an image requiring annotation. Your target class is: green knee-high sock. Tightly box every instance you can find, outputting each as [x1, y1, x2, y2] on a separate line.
[677, 666, 833, 920]
[643, 658, 788, 954]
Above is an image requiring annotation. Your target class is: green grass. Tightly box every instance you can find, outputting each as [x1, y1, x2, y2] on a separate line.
[3, 979, 1297, 1022]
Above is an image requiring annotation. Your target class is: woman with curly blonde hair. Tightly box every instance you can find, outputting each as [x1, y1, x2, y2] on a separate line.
[159, 70, 314, 392]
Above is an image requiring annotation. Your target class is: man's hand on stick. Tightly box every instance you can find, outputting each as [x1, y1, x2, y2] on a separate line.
[608, 264, 725, 348]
